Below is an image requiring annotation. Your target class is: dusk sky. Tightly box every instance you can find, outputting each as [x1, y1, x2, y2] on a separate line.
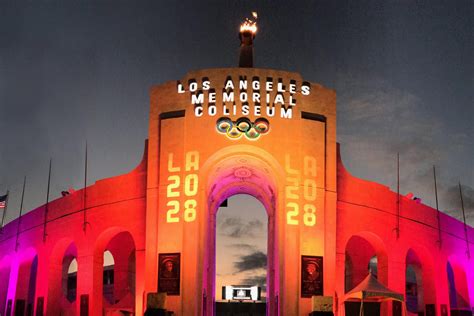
[216, 195, 267, 298]
[0, 1, 472, 289]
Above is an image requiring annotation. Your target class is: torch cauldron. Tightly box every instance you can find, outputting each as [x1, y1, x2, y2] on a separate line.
[239, 15, 257, 68]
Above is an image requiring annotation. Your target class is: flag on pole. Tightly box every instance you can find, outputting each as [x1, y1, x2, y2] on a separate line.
[0, 194, 7, 208]
[0, 192, 8, 231]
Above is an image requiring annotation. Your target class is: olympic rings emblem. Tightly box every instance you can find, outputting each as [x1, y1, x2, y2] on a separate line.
[216, 117, 270, 140]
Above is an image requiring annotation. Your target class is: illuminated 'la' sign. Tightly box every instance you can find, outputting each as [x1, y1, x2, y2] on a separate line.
[166, 151, 200, 223]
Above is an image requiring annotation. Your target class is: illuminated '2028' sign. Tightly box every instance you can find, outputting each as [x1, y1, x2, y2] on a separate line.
[177, 76, 311, 119]
[285, 154, 317, 227]
[165, 151, 318, 227]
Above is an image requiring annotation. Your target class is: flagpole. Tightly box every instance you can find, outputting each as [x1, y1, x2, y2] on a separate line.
[459, 182, 471, 259]
[83, 141, 89, 232]
[16, 176, 26, 251]
[0, 190, 9, 233]
[43, 159, 52, 243]
[433, 165, 442, 249]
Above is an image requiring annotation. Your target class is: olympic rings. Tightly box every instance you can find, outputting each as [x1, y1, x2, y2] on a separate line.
[216, 117, 270, 140]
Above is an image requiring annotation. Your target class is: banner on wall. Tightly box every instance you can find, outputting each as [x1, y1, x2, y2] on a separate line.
[301, 255, 323, 297]
[158, 253, 181, 296]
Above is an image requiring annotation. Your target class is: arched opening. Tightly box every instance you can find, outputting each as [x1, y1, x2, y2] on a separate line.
[344, 233, 388, 316]
[405, 263, 420, 314]
[202, 149, 281, 316]
[60, 243, 78, 315]
[405, 248, 436, 316]
[103, 250, 115, 304]
[0, 256, 12, 315]
[447, 261, 471, 316]
[215, 194, 267, 315]
[101, 231, 136, 314]
[15, 251, 38, 316]
[368, 256, 378, 279]
[344, 235, 387, 293]
[47, 240, 78, 315]
[65, 258, 77, 302]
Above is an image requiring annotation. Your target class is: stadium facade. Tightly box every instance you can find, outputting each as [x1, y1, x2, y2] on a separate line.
[0, 51, 472, 316]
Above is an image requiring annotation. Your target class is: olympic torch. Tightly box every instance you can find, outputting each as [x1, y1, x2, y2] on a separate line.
[239, 12, 258, 68]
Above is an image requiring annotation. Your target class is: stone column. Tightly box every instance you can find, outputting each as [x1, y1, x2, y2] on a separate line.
[76, 253, 103, 316]
[388, 257, 406, 316]
[6, 258, 19, 314]
[335, 252, 346, 316]
[110, 247, 131, 304]
[135, 249, 145, 315]
[34, 252, 50, 315]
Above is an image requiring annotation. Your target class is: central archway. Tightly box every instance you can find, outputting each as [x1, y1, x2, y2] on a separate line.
[201, 145, 283, 316]
[216, 194, 268, 314]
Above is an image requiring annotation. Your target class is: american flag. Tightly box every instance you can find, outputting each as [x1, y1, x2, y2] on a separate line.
[0, 194, 7, 208]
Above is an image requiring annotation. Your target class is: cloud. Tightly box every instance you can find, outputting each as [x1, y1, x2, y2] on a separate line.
[441, 184, 474, 222]
[338, 76, 441, 177]
[397, 168, 474, 226]
[234, 251, 266, 272]
[240, 274, 266, 289]
[218, 217, 263, 238]
[229, 243, 257, 252]
[338, 75, 443, 165]
[335, 73, 473, 226]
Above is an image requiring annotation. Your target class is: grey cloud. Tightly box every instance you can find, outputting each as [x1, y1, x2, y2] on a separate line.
[399, 168, 474, 226]
[234, 251, 266, 272]
[229, 243, 257, 252]
[240, 274, 267, 289]
[219, 217, 263, 238]
[441, 184, 474, 222]
[219, 217, 241, 228]
[335, 73, 473, 227]
[338, 75, 441, 152]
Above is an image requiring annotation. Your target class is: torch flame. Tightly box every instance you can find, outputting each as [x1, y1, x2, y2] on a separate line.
[240, 19, 257, 34]
[240, 12, 258, 34]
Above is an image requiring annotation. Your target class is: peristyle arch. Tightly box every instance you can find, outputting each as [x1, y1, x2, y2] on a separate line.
[201, 145, 284, 315]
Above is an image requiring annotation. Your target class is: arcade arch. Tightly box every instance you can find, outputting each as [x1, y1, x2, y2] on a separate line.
[99, 231, 136, 313]
[404, 247, 436, 315]
[344, 232, 388, 293]
[47, 240, 78, 315]
[343, 233, 389, 316]
[447, 260, 471, 314]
